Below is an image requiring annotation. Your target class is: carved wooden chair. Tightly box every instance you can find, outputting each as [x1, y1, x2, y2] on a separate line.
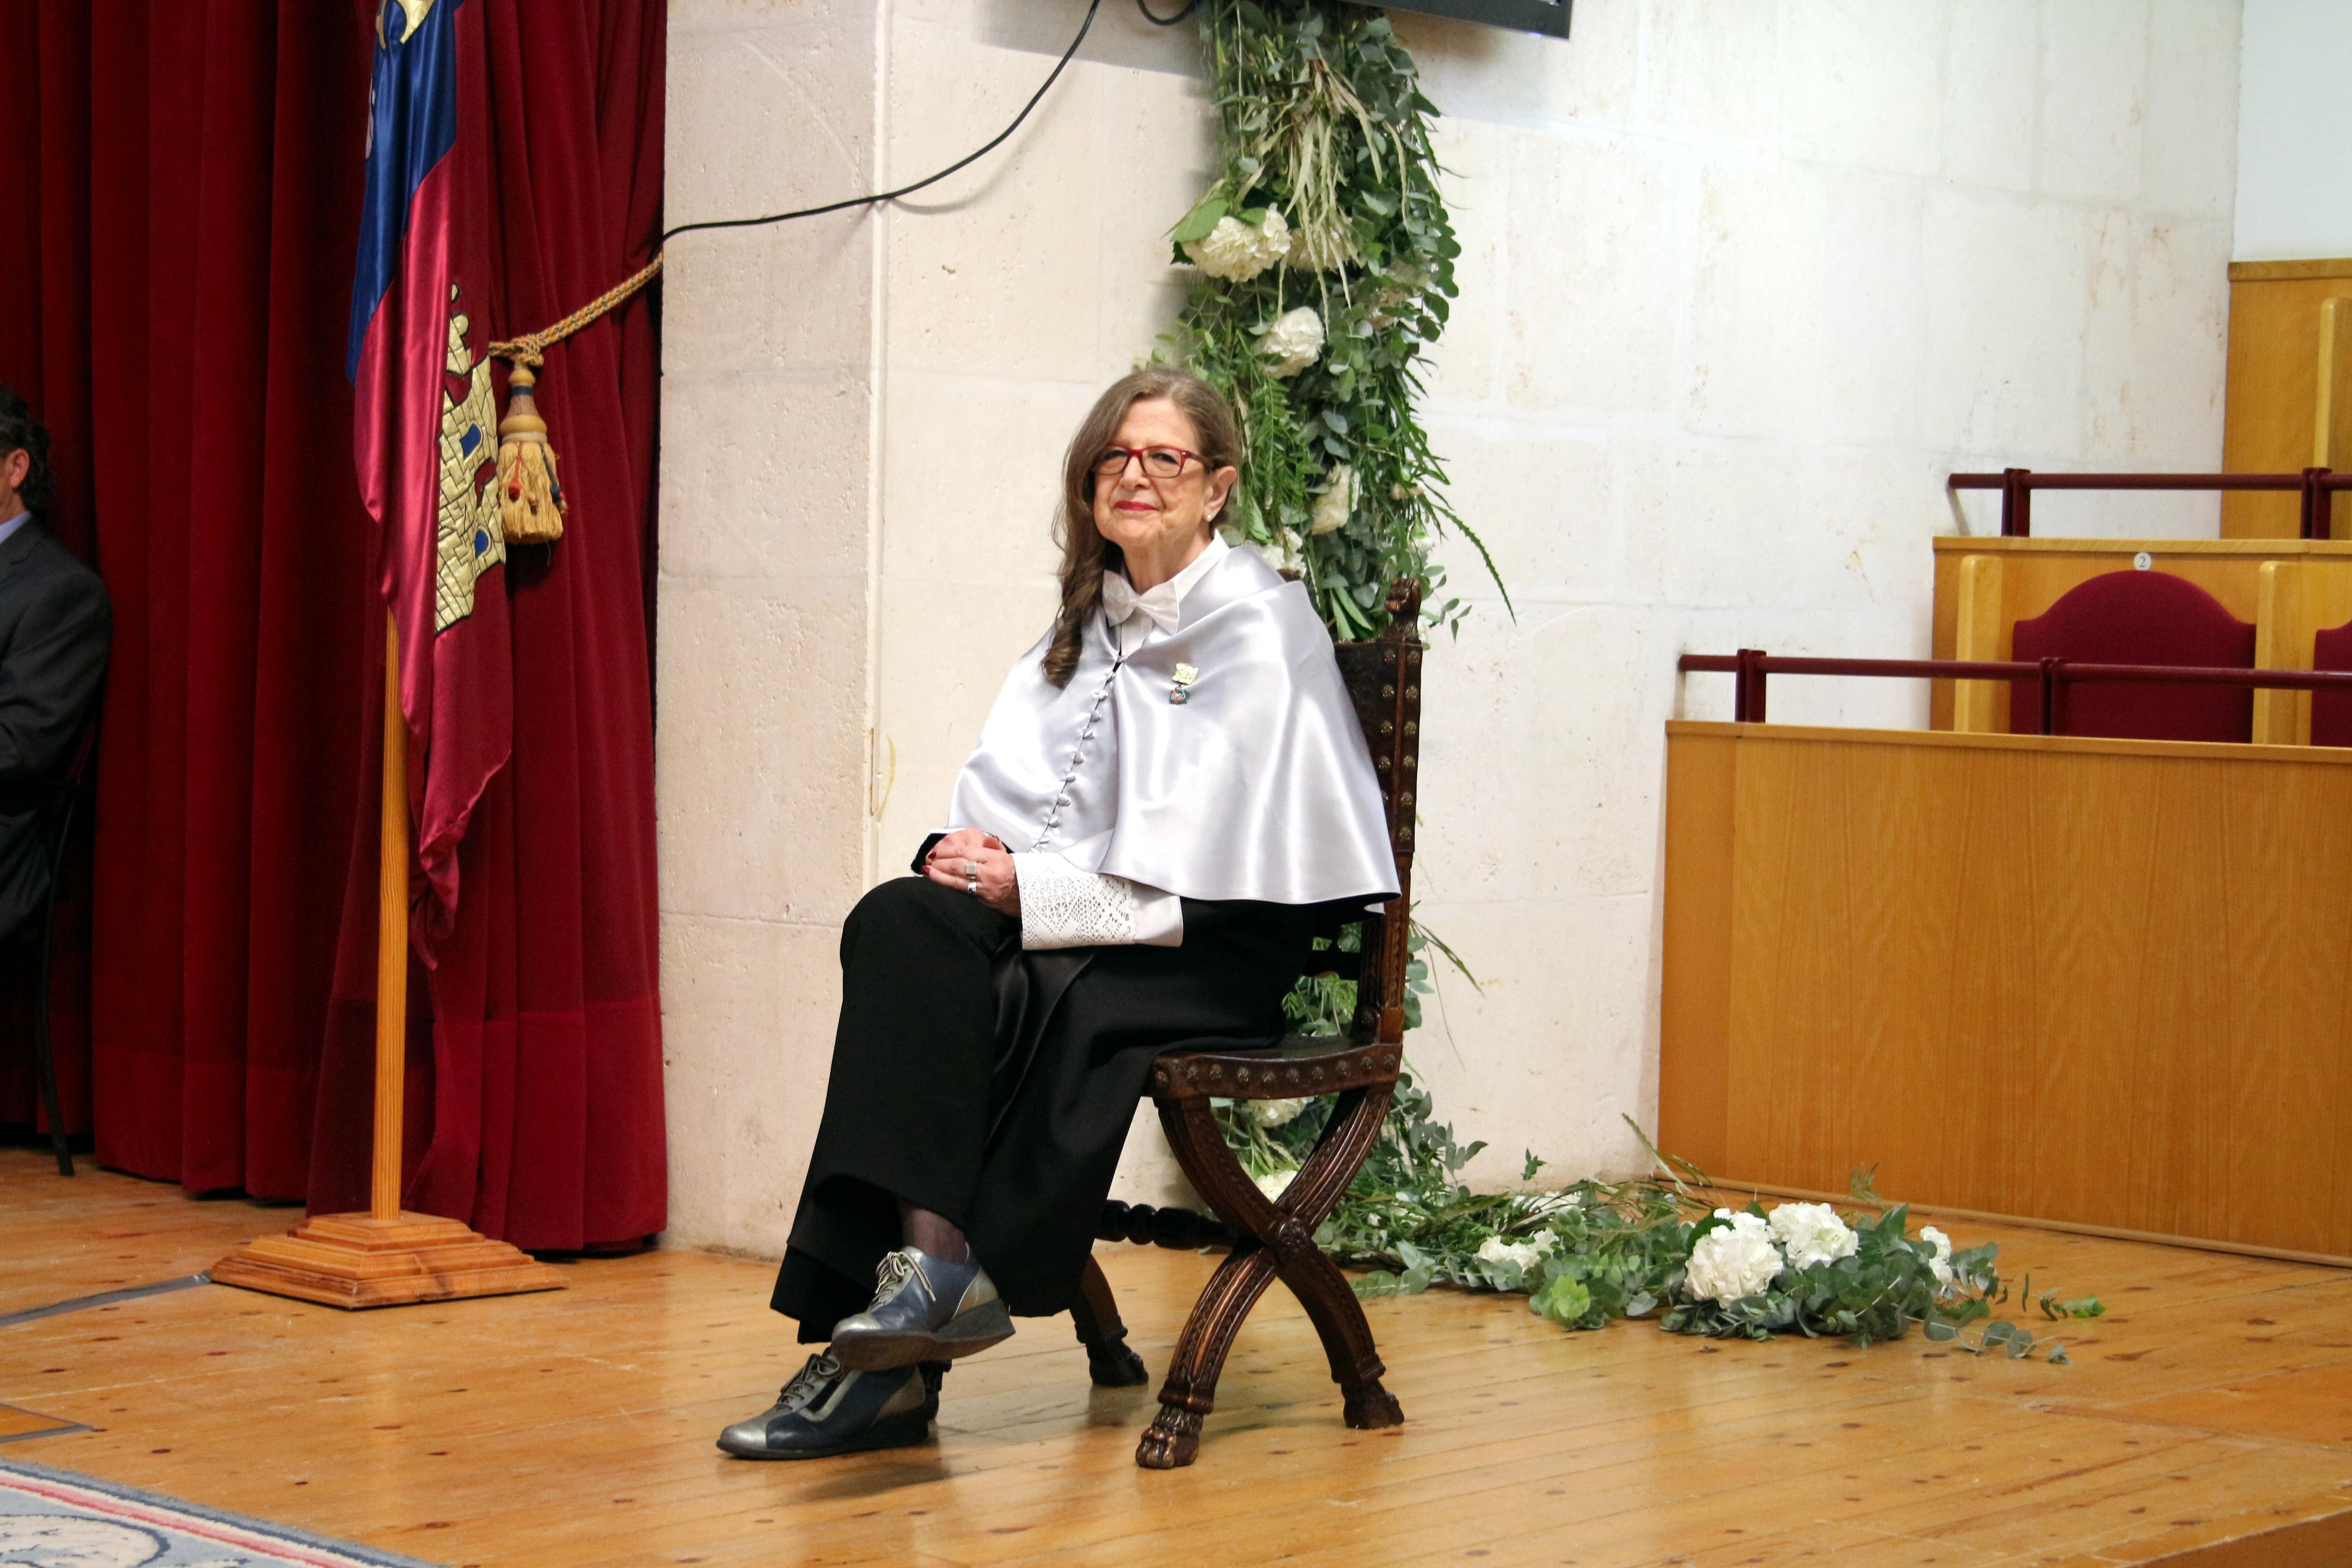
[1067, 578, 1424, 1469]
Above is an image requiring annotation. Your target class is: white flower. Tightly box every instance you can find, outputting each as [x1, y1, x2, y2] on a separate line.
[1258, 306, 1325, 378]
[1919, 1225, 1955, 1289]
[1247, 1097, 1310, 1128]
[1253, 208, 1291, 257]
[1767, 1202, 1859, 1271]
[1253, 1168, 1296, 1202]
[1310, 465, 1355, 535]
[1476, 1235, 1542, 1272]
[1685, 1217, 1783, 1305]
[1184, 207, 1292, 282]
[1529, 1228, 1562, 1256]
[1254, 524, 1303, 575]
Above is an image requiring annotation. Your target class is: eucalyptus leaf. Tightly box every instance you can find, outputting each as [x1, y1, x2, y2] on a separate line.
[1171, 194, 1229, 246]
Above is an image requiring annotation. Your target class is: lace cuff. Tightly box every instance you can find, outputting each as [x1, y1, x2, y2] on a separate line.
[1013, 854, 1183, 950]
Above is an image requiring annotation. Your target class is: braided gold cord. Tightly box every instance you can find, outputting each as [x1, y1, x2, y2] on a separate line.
[489, 252, 664, 366]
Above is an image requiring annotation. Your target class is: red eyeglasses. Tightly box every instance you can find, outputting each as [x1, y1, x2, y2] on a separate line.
[1091, 446, 1206, 481]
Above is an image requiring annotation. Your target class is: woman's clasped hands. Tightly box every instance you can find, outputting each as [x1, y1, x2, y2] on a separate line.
[924, 828, 1020, 916]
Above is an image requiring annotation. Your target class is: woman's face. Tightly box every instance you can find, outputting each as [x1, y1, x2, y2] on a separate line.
[1090, 398, 1238, 562]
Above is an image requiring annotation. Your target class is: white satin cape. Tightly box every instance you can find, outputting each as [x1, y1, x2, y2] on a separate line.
[947, 544, 1401, 907]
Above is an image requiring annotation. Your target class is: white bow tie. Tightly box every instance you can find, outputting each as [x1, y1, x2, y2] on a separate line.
[1100, 571, 1181, 635]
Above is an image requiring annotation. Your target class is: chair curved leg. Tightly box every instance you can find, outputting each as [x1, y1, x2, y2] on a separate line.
[1263, 1088, 1403, 1430]
[1137, 1097, 1287, 1467]
[1069, 1252, 1149, 1387]
[1137, 1085, 1406, 1466]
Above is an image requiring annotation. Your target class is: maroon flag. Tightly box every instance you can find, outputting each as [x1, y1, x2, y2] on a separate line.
[348, 0, 511, 951]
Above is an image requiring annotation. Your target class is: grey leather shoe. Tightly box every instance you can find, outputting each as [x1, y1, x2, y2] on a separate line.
[715, 1353, 938, 1460]
[827, 1246, 1015, 1371]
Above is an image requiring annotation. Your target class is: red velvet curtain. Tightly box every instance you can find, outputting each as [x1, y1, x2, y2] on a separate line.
[6, 0, 667, 1251]
[306, 1, 670, 1250]
[1, 2, 374, 1189]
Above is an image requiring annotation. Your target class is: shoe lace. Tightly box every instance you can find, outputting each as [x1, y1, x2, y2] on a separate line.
[776, 1353, 842, 1414]
[867, 1249, 922, 1308]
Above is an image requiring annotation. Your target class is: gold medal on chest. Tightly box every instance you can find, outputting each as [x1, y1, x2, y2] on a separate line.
[1170, 663, 1199, 705]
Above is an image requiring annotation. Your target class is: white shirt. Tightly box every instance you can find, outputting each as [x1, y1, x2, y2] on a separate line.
[1006, 538, 1232, 950]
[0, 513, 30, 550]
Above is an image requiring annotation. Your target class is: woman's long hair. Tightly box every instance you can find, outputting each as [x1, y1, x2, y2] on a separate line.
[1045, 367, 1241, 686]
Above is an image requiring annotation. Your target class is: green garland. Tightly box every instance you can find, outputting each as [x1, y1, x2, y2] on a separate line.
[1171, 4, 2097, 1359]
[1167, 0, 1505, 639]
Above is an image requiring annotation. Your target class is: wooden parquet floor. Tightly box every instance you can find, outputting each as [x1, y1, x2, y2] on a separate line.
[5, 1149, 2352, 1567]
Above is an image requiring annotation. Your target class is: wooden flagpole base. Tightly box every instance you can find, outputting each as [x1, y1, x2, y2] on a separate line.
[211, 1212, 565, 1311]
[212, 617, 567, 1312]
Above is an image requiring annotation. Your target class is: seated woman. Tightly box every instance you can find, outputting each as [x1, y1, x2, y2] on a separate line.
[719, 368, 1398, 1460]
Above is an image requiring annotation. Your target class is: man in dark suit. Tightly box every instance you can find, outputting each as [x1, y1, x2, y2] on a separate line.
[0, 386, 110, 939]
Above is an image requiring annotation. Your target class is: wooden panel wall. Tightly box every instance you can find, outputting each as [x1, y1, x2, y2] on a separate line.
[1924, 536, 2352, 730]
[2223, 258, 2352, 539]
[1658, 721, 2352, 1261]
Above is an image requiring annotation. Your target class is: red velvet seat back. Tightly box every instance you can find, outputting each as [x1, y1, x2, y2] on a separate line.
[2008, 571, 2255, 742]
[2310, 621, 2352, 747]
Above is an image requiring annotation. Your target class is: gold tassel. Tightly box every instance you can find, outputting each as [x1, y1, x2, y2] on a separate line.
[496, 363, 567, 545]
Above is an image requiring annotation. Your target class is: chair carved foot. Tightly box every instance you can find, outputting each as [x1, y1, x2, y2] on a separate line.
[1086, 1337, 1150, 1387]
[1342, 1378, 1404, 1431]
[1136, 1407, 1202, 1469]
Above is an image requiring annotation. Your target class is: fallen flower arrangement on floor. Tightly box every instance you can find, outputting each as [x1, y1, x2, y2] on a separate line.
[1218, 1079, 2103, 1364]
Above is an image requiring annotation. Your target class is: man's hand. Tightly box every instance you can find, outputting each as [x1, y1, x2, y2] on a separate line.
[924, 829, 1019, 916]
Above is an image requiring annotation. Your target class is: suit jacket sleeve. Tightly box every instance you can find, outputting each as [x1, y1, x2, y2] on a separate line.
[0, 570, 110, 786]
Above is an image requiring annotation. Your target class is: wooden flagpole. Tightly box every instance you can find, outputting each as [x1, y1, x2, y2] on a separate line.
[210, 616, 562, 1308]
[372, 613, 410, 1223]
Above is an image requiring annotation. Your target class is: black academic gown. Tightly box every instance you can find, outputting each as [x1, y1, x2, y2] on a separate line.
[0, 521, 109, 939]
[769, 860, 1332, 1341]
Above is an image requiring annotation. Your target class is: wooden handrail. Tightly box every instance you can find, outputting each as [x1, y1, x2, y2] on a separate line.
[1946, 467, 2352, 539]
[1679, 649, 2352, 734]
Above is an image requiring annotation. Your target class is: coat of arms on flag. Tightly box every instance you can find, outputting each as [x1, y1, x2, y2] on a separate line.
[436, 285, 505, 633]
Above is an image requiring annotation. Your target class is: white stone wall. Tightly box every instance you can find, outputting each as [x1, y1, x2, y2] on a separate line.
[2235, 0, 2352, 260]
[657, 0, 2241, 1252]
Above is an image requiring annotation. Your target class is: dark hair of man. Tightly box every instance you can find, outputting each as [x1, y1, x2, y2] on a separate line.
[0, 385, 53, 523]
[1044, 366, 1243, 687]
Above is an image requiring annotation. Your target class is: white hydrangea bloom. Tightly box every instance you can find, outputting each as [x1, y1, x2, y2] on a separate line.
[1919, 1225, 1955, 1289]
[1253, 524, 1303, 575]
[1476, 1235, 1542, 1271]
[1184, 216, 1261, 280]
[1686, 1217, 1783, 1304]
[1183, 207, 1292, 282]
[1248, 1097, 1310, 1128]
[1259, 306, 1325, 378]
[1310, 464, 1355, 535]
[1767, 1202, 1859, 1270]
[1254, 1168, 1296, 1202]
